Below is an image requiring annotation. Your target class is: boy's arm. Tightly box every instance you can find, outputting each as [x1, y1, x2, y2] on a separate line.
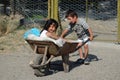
[60, 29, 69, 38]
[88, 27, 93, 41]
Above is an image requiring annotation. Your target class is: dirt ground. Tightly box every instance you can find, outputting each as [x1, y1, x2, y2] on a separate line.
[0, 18, 120, 80]
[0, 40, 120, 80]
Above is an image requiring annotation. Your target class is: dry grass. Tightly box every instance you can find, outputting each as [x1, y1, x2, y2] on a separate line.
[0, 14, 23, 36]
[0, 14, 44, 53]
[0, 29, 26, 53]
[0, 14, 26, 53]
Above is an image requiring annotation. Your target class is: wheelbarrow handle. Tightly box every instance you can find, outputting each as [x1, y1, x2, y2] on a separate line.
[75, 38, 90, 51]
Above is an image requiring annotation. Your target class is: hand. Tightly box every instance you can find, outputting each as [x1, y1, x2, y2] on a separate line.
[89, 36, 93, 41]
[77, 42, 82, 47]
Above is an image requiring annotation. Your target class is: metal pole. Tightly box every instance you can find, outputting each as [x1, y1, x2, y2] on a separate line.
[53, 0, 63, 35]
[85, 0, 88, 22]
[53, 0, 58, 21]
[51, 0, 54, 18]
[48, 0, 58, 20]
[48, 0, 51, 19]
[117, 0, 120, 43]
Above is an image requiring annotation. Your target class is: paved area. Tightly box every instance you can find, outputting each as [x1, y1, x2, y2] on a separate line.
[0, 41, 120, 80]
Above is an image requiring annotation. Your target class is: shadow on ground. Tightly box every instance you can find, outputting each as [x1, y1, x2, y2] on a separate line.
[44, 54, 100, 76]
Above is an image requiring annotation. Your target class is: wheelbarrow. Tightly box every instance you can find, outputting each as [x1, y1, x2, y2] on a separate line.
[25, 39, 90, 77]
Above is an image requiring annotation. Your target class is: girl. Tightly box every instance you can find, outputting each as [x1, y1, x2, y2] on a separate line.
[40, 19, 59, 40]
[27, 18, 65, 46]
[39, 18, 65, 47]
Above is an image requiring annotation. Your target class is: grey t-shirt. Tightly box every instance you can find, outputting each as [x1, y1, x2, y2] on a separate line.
[66, 18, 89, 39]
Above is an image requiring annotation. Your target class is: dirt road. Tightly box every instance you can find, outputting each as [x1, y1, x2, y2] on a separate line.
[0, 41, 120, 80]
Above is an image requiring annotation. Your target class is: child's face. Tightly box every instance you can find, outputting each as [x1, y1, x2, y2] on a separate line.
[67, 16, 77, 24]
[48, 23, 56, 33]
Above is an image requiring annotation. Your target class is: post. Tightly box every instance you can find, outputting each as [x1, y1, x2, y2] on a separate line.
[48, 0, 62, 35]
[86, 0, 88, 22]
[53, 0, 58, 21]
[48, 0, 58, 20]
[48, 0, 51, 19]
[117, 0, 120, 43]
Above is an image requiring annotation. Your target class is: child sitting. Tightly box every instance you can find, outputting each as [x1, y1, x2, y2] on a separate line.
[27, 18, 65, 47]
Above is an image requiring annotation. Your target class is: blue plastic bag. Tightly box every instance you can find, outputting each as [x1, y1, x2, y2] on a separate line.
[23, 28, 41, 39]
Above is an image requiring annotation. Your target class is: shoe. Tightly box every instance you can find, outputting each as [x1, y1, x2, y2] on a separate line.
[75, 58, 84, 64]
[84, 57, 90, 65]
[34, 69, 45, 77]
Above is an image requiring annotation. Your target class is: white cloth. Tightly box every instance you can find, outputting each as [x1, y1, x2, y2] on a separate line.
[27, 30, 65, 47]
[55, 38, 65, 47]
[77, 37, 90, 45]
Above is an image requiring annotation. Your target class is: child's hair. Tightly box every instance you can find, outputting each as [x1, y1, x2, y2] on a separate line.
[65, 9, 78, 18]
[43, 18, 58, 31]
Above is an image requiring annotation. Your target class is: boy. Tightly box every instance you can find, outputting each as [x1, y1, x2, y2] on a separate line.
[61, 10, 93, 64]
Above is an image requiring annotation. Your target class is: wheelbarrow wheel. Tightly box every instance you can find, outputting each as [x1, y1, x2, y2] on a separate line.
[31, 54, 49, 77]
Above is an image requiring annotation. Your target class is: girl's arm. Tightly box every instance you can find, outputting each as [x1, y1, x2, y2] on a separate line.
[46, 32, 59, 40]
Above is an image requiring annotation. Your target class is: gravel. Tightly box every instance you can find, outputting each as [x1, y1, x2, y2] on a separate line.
[0, 41, 120, 80]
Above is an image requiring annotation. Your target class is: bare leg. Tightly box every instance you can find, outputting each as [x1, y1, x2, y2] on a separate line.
[78, 42, 84, 59]
[84, 44, 89, 59]
[78, 48, 84, 59]
[84, 44, 90, 65]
